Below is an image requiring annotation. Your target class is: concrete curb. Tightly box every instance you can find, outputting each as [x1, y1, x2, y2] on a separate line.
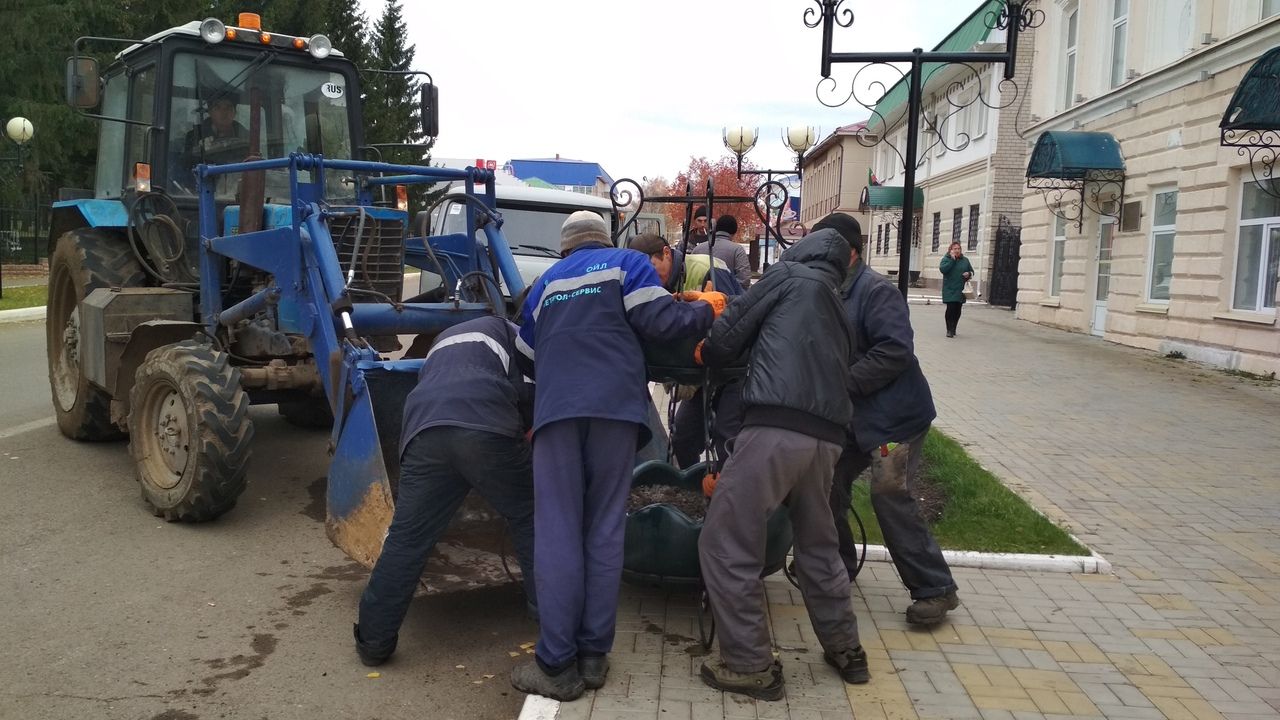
[0, 305, 46, 324]
[861, 544, 1112, 574]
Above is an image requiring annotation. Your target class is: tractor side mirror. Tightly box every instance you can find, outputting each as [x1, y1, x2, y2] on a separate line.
[421, 82, 439, 139]
[65, 56, 101, 109]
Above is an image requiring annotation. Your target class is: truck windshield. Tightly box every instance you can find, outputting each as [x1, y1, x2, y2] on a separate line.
[442, 202, 609, 255]
[167, 52, 354, 202]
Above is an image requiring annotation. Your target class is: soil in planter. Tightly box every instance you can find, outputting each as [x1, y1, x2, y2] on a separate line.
[627, 485, 707, 521]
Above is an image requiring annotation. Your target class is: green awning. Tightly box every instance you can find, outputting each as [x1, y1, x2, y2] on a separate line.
[1026, 131, 1125, 180]
[859, 185, 925, 210]
[1221, 47, 1280, 133]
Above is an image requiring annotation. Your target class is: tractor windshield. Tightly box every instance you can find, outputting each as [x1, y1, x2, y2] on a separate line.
[167, 52, 355, 202]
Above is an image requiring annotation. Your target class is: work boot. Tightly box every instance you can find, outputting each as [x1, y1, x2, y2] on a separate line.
[352, 624, 395, 667]
[906, 590, 961, 625]
[699, 658, 785, 701]
[824, 646, 870, 684]
[578, 654, 609, 689]
[511, 660, 586, 702]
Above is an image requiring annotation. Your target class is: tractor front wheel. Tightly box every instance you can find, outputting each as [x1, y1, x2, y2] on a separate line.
[128, 341, 253, 522]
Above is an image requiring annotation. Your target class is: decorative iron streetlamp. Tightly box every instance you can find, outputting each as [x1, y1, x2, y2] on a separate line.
[723, 125, 816, 265]
[804, 0, 1041, 296]
[1, 117, 35, 298]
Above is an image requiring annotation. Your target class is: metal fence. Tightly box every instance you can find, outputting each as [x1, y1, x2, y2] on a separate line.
[0, 205, 51, 265]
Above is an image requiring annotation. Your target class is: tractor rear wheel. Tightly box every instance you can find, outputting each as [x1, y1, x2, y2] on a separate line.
[46, 228, 145, 440]
[128, 341, 253, 522]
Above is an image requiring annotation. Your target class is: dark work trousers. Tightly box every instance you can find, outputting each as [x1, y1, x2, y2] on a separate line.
[699, 425, 859, 672]
[944, 302, 964, 335]
[532, 417, 640, 671]
[357, 427, 536, 654]
[671, 381, 745, 469]
[829, 427, 957, 600]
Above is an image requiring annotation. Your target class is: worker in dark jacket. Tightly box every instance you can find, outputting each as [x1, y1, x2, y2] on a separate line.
[813, 212, 960, 626]
[627, 232, 745, 468]
[354, 314, 536, 666]
[693, 215, 752, 288]
[510, 212, 725, 701]
[696, 229, 868, 701]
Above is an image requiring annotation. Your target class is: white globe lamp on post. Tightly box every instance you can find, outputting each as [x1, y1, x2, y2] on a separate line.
[6, 117, 34, 146]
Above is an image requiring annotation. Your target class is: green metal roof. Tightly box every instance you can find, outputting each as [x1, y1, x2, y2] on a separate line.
[1026, 131, 1126, 179]
[867, 0, 1002, 133]
[523, 177, 558, 189]
[1221, 46, 1280, 132]
[860, 185, 925, 210]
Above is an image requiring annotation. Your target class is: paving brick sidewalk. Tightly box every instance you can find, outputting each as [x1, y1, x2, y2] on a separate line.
[550, 304, 1280, 720]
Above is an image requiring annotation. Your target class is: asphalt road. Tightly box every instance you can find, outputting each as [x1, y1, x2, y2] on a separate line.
[0, 319, 533, 720]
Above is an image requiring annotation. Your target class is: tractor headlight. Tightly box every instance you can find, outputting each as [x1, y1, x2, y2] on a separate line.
[199, 18, 227, 44]
[308, 34, 332, 60]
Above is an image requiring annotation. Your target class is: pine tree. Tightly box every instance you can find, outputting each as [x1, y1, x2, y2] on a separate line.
[367, 0, 423, 152]
[318, 0, 372, 73]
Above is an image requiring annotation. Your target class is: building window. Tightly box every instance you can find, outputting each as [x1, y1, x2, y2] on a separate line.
[1050, 216, 1067, 297]
[896, 221, 902, 253]
[972, 86, 988, 139]
[1234, 181, 1280, 311]
[875, 223, 883, 255]
[1147, 190, 1177, 302]
[1151, 0, 1195, 68]
[1063, 8, 1078, 109]
[1110, 0, 1130, 89]
[967, 204, 980, 252]
[931, 212, 941, 252]
[1266, 0, 1280, 19]
[952, 208, 962, 247]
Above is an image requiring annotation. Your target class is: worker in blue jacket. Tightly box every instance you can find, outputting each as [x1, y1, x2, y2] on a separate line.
[510, 211, 726, 701]
[353, 314, 536, 667]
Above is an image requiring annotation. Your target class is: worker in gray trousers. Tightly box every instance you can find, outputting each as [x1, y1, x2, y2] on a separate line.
[695, 229, 868, 701]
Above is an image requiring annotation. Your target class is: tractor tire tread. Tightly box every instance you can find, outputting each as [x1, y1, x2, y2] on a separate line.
[129, 341, 253, 523]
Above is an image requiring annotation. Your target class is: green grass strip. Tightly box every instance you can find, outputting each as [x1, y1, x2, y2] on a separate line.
[0, 284, 48, 312]
[849, 428, 1088, 556]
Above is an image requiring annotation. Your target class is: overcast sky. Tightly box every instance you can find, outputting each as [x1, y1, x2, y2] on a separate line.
[358, 0, 983, 183]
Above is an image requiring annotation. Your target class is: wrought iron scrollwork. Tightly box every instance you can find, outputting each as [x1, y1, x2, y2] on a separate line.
[805, 0, 853, 29]
[607, 177, 789, 256]
[1027, 169, 1126, 231]
[1222, 128, 1280, 199]
[985, 1, 1044, 32]
[754, 180, 790, 250]
[610, 177, 644, 240]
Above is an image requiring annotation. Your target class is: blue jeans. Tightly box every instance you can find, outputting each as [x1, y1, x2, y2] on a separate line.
[356, 426, 535, 656]
[830, 427, 957, 600]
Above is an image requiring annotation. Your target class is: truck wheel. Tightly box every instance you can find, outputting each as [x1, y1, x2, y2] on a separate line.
[128, 341, 253, 522]
[278, 398, 334, 429]
[46, 229, 145, 440]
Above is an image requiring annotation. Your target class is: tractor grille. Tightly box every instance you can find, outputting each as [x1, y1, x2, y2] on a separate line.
[330, 214, 406, 303]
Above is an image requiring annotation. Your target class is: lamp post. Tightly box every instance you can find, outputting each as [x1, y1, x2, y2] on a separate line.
[805, 0, 1040, 297]
[723, 125, 817, 266]
[2, 116, 35, 298]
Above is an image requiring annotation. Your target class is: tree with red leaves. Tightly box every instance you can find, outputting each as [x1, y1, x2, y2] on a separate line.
[662, 154, 766, 245]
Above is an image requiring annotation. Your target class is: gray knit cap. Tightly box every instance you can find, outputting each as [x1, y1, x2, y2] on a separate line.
[560, 211, 610, 255]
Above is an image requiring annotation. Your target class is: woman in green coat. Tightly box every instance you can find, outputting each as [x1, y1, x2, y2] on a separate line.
[939, 241, 974, 337]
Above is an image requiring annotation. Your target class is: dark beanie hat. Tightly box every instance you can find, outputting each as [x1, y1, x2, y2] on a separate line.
[693, 205, 708, 219]
[714, 214, 738, 235]
[812, 212, 863, 255]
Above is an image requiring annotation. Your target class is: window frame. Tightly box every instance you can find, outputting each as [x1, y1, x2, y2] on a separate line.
[1062, 6, 1079, 110]
[931, 211, 941, 252]
[951, 208, 963, 247]
[967, 204, 980, 252]
[1233, 181, 1280, 312]
[1146, 189, 1178, 303]
[1050, 216, 1067, 298]
[1109, 0, 1130, 89]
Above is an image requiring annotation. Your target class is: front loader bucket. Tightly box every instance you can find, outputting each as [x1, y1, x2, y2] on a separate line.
[325, 363, 517, 593]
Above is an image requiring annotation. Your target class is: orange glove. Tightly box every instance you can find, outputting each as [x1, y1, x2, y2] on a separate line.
[693, 339, 706, 366]
[702, 472, 719, 497]
[680, 290, 728, 317]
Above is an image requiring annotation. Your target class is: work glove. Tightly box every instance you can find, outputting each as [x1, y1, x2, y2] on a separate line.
[680, 290, 728, 318]
[701, 471, 719, 498]
[675, 384, 699, 402]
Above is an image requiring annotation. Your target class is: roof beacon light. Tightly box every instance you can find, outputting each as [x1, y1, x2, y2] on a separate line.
[199, 18, 227, 44]
[238, 13, 262, 30]
[395, 185, 409, 212]
[308, 34, 332, 60]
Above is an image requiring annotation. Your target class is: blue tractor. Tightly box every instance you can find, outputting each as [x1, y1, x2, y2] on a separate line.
[48, 14, 525, 588]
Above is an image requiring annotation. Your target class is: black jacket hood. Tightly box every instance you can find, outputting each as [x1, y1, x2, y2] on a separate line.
[780, 228, 851, 281]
